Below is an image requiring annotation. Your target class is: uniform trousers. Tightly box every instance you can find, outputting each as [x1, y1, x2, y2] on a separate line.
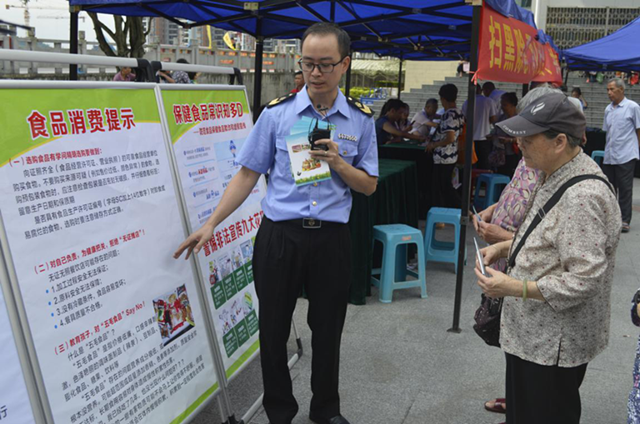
[505, 353, 588, 424]
[603, 159, 637, 224]
[253, 217, 352, 424]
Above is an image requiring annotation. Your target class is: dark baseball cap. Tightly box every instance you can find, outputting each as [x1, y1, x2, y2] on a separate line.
[496, 92, 586, 139]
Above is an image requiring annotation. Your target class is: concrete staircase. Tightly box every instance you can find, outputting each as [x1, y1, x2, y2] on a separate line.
[371, 73, 640, 129]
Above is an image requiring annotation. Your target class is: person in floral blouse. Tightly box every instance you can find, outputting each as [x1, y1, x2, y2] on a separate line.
[473, 90, 542, 418]
[473, 158, 539, 418]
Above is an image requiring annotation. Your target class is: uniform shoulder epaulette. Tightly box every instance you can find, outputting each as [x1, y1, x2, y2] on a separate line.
[266, 92, 297, 108]
[346, 96, 373, 117]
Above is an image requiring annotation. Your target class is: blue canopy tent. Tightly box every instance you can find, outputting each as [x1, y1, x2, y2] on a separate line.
[563, 15, 640, 72]
[67, 0, 535, 105]
[69, 0, 475, 108]
[65, 0, 535, 345]
[71, 0, 475, 62]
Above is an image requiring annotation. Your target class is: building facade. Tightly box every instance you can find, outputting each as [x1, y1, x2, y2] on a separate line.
[529, 0, 639, 49]
[146, 18, 301, 54]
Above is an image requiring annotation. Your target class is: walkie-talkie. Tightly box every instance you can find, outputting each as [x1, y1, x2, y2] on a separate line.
[308, 104, 331, 151]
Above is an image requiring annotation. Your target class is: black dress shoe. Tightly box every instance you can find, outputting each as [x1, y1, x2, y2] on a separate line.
[309, 413, 351, 424]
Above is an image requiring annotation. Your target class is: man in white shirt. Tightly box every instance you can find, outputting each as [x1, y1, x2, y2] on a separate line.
[483, 82, 506, 105]
[411, 98, 440, 139]
[602, 78, 640, 233]
[463, 85, 499, 169]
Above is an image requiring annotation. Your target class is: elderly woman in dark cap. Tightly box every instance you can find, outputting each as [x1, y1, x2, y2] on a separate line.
[476, 92, 622, 424]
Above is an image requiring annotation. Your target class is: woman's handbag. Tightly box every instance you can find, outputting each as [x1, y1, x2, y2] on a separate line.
[473, 174, 614, 348]
[473, 294, 503, 347]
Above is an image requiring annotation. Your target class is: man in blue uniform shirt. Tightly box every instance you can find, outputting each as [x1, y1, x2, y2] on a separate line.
[174, 23, 378, 424]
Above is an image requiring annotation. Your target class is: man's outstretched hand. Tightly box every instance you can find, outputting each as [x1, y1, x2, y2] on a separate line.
[173, 223, 215, 260]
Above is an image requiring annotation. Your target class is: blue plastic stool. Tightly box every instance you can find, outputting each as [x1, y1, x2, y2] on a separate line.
[473, 174, 511, 211]
[371, 224, 427, 303]
[424, 208, 466, 273]
[591, 150, 605, 166]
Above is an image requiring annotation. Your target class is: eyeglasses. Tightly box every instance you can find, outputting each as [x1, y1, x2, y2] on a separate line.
[298, 57, 346, 74]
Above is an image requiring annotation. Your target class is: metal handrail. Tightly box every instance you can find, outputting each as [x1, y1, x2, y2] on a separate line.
[0, 49, 244, 84]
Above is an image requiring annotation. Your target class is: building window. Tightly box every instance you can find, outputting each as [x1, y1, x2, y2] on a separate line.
[546, 7, 639, 49]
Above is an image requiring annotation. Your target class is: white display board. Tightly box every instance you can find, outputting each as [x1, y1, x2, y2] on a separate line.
[0, 82, 220, 424]
[0, 271, 37, 424]
[158, 86, 265, 380]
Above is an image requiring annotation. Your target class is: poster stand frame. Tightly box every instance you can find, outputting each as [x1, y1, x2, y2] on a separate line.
[156, 84, 268, 387]
[154, 83, 237, 423]
[0, 79, 226, 424]
[155, 83, 303, 424]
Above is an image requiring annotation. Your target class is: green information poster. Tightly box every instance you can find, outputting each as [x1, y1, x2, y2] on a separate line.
[160, 86, 263, 378]
[0, 84, 220, 424]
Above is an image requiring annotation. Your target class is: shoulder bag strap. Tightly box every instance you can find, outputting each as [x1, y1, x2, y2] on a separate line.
[507, 175, 613, 269]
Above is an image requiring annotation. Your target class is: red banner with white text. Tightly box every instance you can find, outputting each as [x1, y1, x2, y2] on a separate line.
[476, 5, 561, 85]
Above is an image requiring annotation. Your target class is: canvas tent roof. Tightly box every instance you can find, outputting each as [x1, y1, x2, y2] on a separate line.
[68, 0, 536, 60]
[563, 15, 640, 72]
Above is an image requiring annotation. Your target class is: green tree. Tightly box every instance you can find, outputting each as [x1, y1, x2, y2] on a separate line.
[88, 14, 152, 58]
[22, 0, 151, 58]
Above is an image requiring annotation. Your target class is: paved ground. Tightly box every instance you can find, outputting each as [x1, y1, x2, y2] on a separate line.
[193, 178, 640, 424]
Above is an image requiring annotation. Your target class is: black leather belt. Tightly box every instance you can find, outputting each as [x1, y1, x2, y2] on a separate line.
[275, 218, 345, 229]
[302, 218, 322, 229]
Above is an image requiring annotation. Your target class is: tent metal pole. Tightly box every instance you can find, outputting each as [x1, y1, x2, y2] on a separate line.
[449, 0, 481, 334]
[330, 0, 336, 22]
[253, 19, 264, 122]
[345, 59, 352, 97]
[397, 55, 403, 99]
[69, 6, 79, 80]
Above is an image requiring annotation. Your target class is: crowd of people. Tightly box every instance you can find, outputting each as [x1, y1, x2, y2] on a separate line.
[112, 58, 199, 83]
[369, 77, 639, 423]
[585, 70, 639, 86]
[165, 22, 639, 423]
[373, 78, 639, 229]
